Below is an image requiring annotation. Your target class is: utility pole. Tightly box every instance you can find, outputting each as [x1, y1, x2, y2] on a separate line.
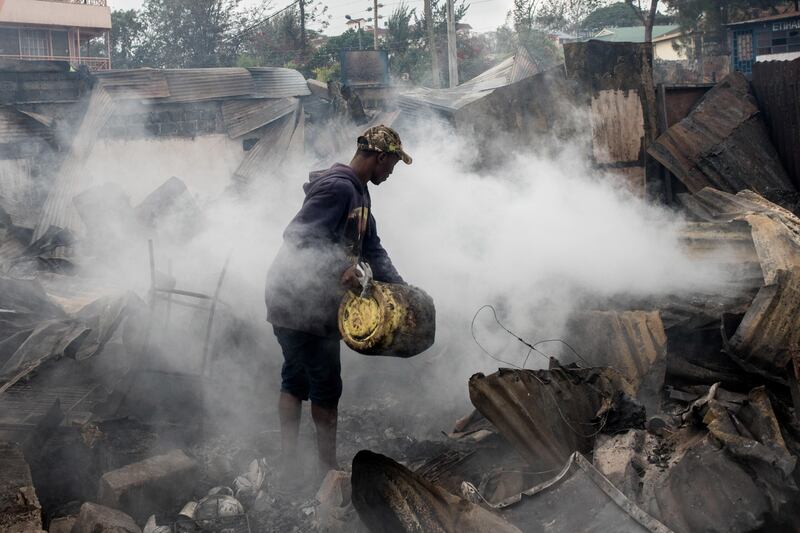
[424, 0, 440, 88]
[446, 0, 458, 87]
[373, 0, 379, 49]
[299, 0, 306, 58]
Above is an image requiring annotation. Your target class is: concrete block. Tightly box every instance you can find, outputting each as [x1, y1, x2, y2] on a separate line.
[0, 441, 42, 533]
[315, 470, 362, 532]
[72, 502, 140, 533]
[47, 515, 77, 533]
[316, 470, 351, 508]
[159, 122, 178, 136]
[97, 449, 198, 523]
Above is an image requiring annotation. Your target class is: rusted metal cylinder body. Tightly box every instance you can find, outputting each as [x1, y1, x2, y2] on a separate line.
[338, 282, 435, 357]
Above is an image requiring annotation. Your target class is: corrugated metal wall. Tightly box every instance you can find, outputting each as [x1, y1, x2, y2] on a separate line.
[752, 58, 800, 191]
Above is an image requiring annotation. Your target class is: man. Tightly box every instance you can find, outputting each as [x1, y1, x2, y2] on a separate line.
[265, 125, 411, 481]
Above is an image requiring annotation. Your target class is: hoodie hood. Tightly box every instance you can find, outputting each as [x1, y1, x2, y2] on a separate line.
[304, 163, 365, 195]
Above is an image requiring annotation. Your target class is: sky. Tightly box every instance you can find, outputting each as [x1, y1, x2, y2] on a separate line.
[107, 0, 515, 35]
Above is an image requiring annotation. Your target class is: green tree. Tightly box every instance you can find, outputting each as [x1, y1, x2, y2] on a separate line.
[412, 0, 469, 85]
[384, 3, 427, 80]
[536, 0, 608, 34]
[110, 9, 145, 68]
[236, 1, 330, 73]
[503, 0, 563, 68]
[305, 29, 365, 79]
[582, 1, 673, 30]
[137, 0, 251, 68]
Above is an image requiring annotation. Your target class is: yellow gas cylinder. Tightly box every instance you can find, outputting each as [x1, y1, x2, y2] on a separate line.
[338, 282, 435, 357]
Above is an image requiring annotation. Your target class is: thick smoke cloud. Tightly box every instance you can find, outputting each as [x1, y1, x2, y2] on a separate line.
[70, 115, 734, 432]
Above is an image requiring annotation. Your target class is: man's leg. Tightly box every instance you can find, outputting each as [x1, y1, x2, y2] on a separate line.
[272, 326, 310, 474]
[311, 402, 338, 470]
[307, 336, 343, 471]
[278, 392, 302, 462]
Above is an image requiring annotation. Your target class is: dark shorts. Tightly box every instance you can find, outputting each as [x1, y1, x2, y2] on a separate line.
[272, 325, 342, 407]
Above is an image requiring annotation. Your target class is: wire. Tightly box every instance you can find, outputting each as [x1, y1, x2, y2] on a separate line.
[470, 304, 525, 369]
[470, 304, 607, 439]
[532, 338, 591, 367]
[470, 304, 590, 369]
[227, 0, 301, 42]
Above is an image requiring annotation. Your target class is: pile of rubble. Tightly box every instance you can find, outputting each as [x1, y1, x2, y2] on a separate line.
[314, 188, 800, 533]
[324, 72, 800, 532]
[2, 58, 800, 533]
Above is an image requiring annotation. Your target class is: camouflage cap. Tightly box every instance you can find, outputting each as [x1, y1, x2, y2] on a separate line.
[357, 125, 412, 165]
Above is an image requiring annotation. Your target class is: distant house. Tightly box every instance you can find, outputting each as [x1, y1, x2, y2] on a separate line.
[547, 30, 579, 46]
[345, 18, 367, 31]
[456, 23, 473, 35]
[0, 0, 111, 70]
[727, 11, 800, 75]
[593, 25, 686, 60]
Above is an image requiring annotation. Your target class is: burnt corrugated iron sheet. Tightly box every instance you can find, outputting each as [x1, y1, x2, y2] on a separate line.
[682, 188, 800, 285]
[497, 452, 672, 533]
[34, 85, 115, 241]
[248, 67, 311, 98]
[565, 310, 667, 413]
[0, 108, 52, 145]
[233, 102, 302, 183]
[508, 45, 538, 84]
[397, 48, 535, 116]
[222, 97, 298, 139]
[648, 73, 795, 197]
[93, 68, 170, 99]
[590, 89, 645, 164]
[752, 58, 800, 191]
[162, 68, 255, 103]
[727, 267, 800, 381]
[468, 366, 635, 470]
[678, 219, 763, 289]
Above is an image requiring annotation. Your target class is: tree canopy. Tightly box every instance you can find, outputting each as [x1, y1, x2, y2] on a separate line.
[582, 1, 673, 31]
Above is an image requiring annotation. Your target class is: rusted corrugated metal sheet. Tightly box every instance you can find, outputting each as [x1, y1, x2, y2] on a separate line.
[93, 69, 170, 99]
[678, 220, 764, 289]
[34, 84, 115, 241]
[397, 47, 536, 116]
[508, 45, 538, 84]
[0, 108, 52, 145]
[565, 310, 667, 413]
[221, 97, 297, 139]
[162, 68, 255, 103]
[590, 89, 645, 164]
[682, 188, 800, 285]
[648, 73, 795, 198]
[492, 452, 672, 533]
[752, 58, 800, 191]
[727, 267, 800, 381]
[233, 102, 302, 183]
[249, 67, 311, 98]
[564, 40, 650, 195]
[468, 366, 635, 469]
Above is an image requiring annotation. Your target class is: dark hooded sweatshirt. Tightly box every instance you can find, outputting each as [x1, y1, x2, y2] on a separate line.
[265, 163, 403, 338]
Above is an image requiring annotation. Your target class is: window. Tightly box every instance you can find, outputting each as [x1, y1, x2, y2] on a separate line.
[51, 30, 69, 57]
[0, 28, 20, 56]
[20, 30, 49, 57]
[736, 32, 753, 61]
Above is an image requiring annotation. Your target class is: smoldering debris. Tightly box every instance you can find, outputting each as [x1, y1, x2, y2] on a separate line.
[0, 47, 800, 533]
[339, 195, 800, 533]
